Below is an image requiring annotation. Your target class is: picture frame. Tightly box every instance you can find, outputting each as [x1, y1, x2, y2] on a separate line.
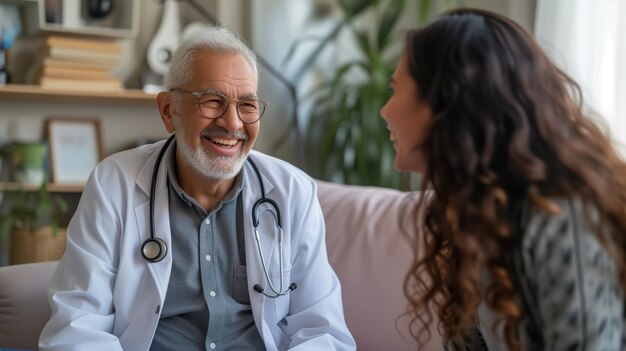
[45, 117, 103, 184]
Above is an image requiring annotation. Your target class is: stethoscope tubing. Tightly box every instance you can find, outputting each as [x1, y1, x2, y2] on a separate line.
[142, 135, 295, 298]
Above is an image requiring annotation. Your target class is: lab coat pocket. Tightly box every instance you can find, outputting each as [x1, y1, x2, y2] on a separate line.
[270, 267, 292, 321]
[232, 264, 251, 305]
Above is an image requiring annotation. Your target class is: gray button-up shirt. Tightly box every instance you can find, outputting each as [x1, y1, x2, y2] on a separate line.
[150, 143, 264, 350]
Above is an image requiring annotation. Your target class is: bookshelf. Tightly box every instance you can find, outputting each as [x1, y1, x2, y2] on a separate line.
[0, 84, 155, 104]
[0, 84, 156, 194]
[0, 0, 139, 39]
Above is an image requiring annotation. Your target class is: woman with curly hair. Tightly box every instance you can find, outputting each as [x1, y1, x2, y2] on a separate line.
[380, 8, 626, 351]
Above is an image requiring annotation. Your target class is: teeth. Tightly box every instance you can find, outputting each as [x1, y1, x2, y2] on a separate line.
[211, 138, 238, 147]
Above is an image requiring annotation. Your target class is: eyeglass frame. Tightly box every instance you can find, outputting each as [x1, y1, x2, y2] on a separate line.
[170, 88, 269, 124]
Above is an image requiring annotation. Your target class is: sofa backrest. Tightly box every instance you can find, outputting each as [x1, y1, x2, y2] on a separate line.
[316, 180, 441, 351]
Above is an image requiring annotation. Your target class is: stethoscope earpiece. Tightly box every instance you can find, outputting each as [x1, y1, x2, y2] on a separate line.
[142, 135, 296, 298]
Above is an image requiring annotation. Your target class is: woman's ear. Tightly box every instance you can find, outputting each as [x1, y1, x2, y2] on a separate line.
[157, 92, 175, 133]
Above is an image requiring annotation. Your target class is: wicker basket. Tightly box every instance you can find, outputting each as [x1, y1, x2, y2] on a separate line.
[10, 226, 67, 265]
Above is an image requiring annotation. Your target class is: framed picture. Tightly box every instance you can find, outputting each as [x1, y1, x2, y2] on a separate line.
[45, 117, 103, 184]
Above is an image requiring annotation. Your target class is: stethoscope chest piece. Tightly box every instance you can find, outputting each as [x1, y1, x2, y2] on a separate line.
[142, 136, 296, 297]
[142, 237, 167, 262]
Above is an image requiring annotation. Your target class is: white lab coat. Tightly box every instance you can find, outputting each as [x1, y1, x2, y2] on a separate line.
[39, 141, 356, 351]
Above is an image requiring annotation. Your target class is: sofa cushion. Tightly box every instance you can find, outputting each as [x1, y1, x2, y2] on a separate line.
[316, 180, 441, 350]
[0, 261, 57, 350]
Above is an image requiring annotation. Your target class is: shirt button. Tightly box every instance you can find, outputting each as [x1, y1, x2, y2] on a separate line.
[205, 218, 211, 225]
[205, 254, 211, 262]
[209, 291, 216, 297]
[209, 343, 216, 349]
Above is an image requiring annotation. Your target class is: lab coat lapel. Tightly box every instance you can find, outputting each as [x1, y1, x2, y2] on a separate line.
[134, 141, 173, 303]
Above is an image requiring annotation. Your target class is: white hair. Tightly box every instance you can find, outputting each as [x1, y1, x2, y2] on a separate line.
[163, 26, 258, 90]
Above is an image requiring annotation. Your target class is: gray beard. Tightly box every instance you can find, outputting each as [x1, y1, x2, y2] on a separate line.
[178, 138, 246, 180]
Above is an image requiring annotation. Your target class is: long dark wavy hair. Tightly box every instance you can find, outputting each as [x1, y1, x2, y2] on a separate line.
[404, 8, 626, 350]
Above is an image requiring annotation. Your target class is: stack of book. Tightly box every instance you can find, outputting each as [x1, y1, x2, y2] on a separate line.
[34, 36, 124, 92]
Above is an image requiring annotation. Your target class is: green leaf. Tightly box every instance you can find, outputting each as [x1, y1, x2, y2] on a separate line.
[419, 0, 433, 24]
[338, 0, 374, 18]
[377, 0, 405, 51]
[0, 217, 12, 239]
[281, 34, 333, 67]
[354, 30, 371, 59]
[291, 22, 346, 83]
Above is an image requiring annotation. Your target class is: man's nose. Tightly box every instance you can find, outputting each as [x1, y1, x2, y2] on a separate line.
[216, 102, 243, 131]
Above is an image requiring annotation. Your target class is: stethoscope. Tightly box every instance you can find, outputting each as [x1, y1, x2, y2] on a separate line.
[141, 135, 297, 298]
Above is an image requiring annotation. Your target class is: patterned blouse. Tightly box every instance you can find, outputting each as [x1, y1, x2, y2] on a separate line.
[445, 199, 625, 350]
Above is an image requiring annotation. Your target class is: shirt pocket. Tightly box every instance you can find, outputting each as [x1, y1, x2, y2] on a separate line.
[232, 264, 251, 305]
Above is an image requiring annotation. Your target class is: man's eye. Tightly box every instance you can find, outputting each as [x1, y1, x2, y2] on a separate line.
[200, 95, 225, 107]
[239, 101, 259, 111]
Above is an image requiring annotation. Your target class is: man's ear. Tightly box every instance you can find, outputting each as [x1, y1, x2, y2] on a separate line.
[157, 92, 175, 133]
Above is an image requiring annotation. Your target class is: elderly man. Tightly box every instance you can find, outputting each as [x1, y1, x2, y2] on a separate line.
[39, 26, 355, 351]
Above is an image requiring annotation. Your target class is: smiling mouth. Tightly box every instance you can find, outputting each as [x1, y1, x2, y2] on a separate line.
[209, 137, 239, 148]
[389, 131, 396, 142]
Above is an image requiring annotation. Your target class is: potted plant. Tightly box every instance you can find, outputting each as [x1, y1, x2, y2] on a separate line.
[8, 141, 49, 185]
[0, 144, 68, 264]
[282, 0, 452, 189]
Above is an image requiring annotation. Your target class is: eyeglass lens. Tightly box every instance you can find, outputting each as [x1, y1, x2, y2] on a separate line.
[197, 93, 265, 123]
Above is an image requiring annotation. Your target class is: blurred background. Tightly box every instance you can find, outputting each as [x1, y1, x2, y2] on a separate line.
[0, 1, 623, 260]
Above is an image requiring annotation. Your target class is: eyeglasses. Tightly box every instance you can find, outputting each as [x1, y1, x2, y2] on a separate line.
[171, 88, 268, 124]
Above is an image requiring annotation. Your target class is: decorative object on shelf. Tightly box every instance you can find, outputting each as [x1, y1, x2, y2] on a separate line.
[0, 4, 22, 49]
[44, 0, 63, 24]
[61, 0, 82, 29]
[144, 0, 181, 92]
[0, 0, 138, 38]
[45, 117, 103, 184]
[7, 141, 48, 185]
[0, 44, 6, 85]
[87, 0, 113, 19]
[0, 3, 22, 85]
[0, 181, 68, 265]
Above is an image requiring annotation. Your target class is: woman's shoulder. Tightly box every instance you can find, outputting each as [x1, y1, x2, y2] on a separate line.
[520, 198, 596, 258]
[515, 198, 624, 350]
[517, 197, 618, 282]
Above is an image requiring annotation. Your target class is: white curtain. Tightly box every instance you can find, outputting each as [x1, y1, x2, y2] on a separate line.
[534, 0, 626, 155]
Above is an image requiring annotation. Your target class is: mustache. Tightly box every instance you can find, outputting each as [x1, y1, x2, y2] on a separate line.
[201, 128, 248, 141]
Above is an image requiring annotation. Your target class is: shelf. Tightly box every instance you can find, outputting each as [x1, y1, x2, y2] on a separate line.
[1, 0, 139, 39]
[0, 84, 156, 104]
[1, 182, 83, 193]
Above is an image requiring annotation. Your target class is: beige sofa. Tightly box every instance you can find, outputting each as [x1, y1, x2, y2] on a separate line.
[0, 180, 441, 350]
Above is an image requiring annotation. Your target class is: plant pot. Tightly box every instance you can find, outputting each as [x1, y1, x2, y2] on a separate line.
[9, 226, 67, 264]
[9, 142, 48, 185]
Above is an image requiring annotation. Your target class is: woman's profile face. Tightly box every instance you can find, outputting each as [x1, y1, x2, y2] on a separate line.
[380, 52, 433, 174]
